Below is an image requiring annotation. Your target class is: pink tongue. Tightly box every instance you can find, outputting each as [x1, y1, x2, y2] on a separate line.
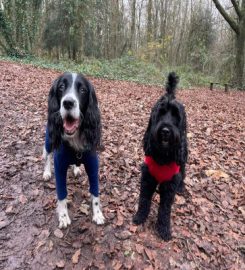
[63, 119, 79, 132]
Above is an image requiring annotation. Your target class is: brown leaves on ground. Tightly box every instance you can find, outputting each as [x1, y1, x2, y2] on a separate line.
[0, 61, 244, 269]
[204, 169, 229, 179]
[71, 249, 81, 264]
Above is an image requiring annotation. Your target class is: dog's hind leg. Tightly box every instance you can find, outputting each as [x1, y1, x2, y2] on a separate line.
[43, 146, 52, 180]
[133, 165, 157, 225]
[83, 152, 105, 225]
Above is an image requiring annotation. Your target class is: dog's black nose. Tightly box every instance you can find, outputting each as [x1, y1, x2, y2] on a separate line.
[63, 99, 75, 110]
[161, 127, 170, 137]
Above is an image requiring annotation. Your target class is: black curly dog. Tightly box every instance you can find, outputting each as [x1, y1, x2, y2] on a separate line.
[133, 72, 188, 241]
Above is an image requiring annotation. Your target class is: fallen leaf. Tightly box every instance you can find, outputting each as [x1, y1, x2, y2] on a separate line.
[35, 240, 46, 252]
[79, 203, 90, 215]
[72, 249, 81, 264]
[144, 248, 154, 261]
[5, 205, 14, 214]
[56, 260, 65, 268]
[129, 224, 138, 233]
[49, 240, 53, 251]
[0, 212, 9, 229]
[19, 194, 28, 204]
[0, 220, 9, 229]
[135, 243, 144, 254]
[238, 206, 245, 218]
[112, 260, 122, 270]
[115, 231, 132, 240]
[205, 169, 229, 179]
[116, 210, 124, 226]
[206, 127, 212, 136]
[175, 195, 186, 205]
[54, 229, 64, 239]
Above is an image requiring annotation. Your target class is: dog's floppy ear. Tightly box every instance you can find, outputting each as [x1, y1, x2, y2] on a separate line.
[82, 80, 101, 151]
[143, 117, 152, 155]
[143, 103, 160, 155]
[47, 78, 63, 150]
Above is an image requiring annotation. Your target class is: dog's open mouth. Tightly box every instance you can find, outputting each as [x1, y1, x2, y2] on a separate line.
[63, 116, 79, 135]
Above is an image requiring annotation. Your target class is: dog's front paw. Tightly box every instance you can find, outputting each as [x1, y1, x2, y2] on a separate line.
[155, 223, 172, 241]
[92, 195, 105, 225]
[58, 212, 71, 228]
[43, 170, 51, 181]
[93, 210, 105, 225]
[73, 165, 82, 177]
[133, 212, 147, 225]
[57, 199, 71, 229]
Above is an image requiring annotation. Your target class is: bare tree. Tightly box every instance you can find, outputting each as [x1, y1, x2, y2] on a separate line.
[147, 0, 153, 42]
[212, 0, 245, 88]
[129, 0, 137, 50]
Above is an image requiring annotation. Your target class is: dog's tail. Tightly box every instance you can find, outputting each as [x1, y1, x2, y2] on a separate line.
[165, 72, 179, 99]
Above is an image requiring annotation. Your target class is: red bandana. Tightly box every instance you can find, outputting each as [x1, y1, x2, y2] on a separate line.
[144, 156, 180, 183]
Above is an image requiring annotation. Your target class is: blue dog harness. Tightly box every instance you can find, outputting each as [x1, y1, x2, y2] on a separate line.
[45, 128, 99, 200]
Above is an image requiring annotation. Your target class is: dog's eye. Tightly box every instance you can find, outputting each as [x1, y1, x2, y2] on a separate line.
[171, 108, 179, 117]
[59, 84, 65, 91]
[160, 108, 166, 115]
[80, 87, 87, 94]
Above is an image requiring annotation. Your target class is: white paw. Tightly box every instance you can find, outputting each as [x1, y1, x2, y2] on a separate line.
[91, 195, 105, 225]
[93, 210, 105, 225]
[73, 165, 82, 177]
[57, 199, 71, 229]
[43, 170, 51, 180]
[58, 212, 71, 229]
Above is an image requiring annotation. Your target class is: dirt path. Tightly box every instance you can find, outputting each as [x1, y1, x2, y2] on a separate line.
[0, 61, 244, 270]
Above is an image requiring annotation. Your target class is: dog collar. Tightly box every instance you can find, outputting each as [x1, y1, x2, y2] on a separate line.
[144, 156, 180, 183]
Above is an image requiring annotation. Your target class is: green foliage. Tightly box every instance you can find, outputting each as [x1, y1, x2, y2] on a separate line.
[0, 55, 214, 88]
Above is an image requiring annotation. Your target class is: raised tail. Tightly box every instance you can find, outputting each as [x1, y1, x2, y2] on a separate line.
[165, 72, 179, 98]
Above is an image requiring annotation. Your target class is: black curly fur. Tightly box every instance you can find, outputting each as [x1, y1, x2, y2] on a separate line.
[80, 79, 101, 151]
[165, 72, 179, 99]
[133, 72, 188, 241]
[47, 73, 101, 152]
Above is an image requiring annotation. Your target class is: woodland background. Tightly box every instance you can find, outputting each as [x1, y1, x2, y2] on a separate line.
[0, 0, 245, 89]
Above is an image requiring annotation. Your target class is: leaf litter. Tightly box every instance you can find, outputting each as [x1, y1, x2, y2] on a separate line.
[0, 61, 244, 269]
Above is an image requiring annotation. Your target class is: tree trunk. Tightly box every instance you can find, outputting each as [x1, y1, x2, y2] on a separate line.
[129, 0, 136, 50]
[212, 0, 245, 89]
[147, 0, 153, 43]
[235, 13, 245, 88]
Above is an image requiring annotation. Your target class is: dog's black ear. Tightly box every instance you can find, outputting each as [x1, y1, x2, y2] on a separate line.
[143, 117, 152, 155]
[47, 78, 63, 150]
[82, 80, 101, 151]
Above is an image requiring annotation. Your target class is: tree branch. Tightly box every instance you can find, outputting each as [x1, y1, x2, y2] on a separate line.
[212, 0, 239, 34]
[231, 0, 241, 18]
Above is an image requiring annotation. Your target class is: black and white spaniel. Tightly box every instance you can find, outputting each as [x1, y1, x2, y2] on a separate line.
[43, 72, 105, 228]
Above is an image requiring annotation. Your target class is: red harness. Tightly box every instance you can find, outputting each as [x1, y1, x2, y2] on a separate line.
[144, 156, 180, 183]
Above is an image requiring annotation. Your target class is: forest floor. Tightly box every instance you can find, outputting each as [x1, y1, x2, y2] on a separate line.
[0, 60, 244, 270]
